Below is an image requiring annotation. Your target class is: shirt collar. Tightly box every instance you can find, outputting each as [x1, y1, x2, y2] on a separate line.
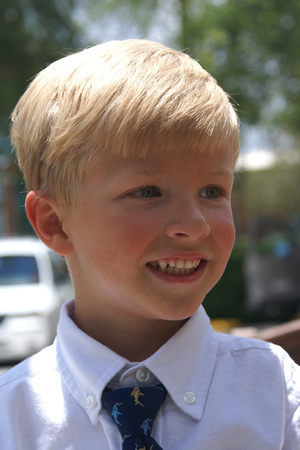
[144, 305, 218, 421]
[56, 300, 128, 425]
[56, 299, 218, 424]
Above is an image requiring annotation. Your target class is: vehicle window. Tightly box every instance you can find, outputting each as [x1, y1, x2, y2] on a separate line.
[0, 256, 39, 285]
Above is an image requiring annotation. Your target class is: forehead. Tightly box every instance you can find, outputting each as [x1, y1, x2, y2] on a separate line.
[81, 148, 235, 188]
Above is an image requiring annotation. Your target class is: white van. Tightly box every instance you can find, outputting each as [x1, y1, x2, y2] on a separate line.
[0, 237, 73, 361]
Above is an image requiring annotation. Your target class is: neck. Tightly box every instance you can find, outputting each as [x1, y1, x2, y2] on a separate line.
[72, 304, 187, 361]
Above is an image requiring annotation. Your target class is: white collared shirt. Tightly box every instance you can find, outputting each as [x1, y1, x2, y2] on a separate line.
[0, 299, 299, 449]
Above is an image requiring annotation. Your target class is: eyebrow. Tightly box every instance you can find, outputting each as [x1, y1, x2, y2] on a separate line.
[212, 169, 234, 179]
[114, 168, 159, 181]
[112, 166, 235, 184]
[125, 168, 233, 178]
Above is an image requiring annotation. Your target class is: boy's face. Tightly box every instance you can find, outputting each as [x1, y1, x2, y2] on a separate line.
[63, 149, 235, 335]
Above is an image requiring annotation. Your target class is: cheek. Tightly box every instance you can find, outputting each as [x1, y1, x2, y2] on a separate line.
[212, 210, 235, 252]
[99, 212, 155, 257]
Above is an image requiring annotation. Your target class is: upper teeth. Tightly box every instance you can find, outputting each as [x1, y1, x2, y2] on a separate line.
[156, 259, 200, 270]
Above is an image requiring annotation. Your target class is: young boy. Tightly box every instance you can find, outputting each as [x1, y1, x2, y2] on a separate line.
[1, 39, 299, 449]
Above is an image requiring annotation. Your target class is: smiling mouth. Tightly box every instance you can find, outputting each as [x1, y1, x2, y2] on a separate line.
[147, 258, 202, 275]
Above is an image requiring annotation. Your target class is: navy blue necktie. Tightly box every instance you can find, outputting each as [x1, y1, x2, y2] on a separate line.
[102, 384, 167, 450]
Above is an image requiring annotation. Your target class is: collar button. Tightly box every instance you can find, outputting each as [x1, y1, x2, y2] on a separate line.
[136, 368, 150, 383]
[85, 394, 97, 409]
[183, 391, 196, 405]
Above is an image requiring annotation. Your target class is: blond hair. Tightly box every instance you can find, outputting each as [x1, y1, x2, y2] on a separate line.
[11, 39, 239, 206]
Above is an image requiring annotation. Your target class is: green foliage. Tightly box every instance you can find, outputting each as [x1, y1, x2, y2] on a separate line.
[204, 236, 247, 320]
[2, 0, 299, 138]
[0, 0, 82, 234]
[179, 0, 300, 134]
[234, 162, 300, 217]
[205, 161, 300, 320]
[0, 0, 81, 135]
[89, 0, 160, 30]
[82, 0, 300, 138]
[77, 0, 164, 42]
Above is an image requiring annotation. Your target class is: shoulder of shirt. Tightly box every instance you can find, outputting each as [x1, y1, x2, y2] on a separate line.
[216, 331, 300, 390]
[216, 330, 298, 365]
[0, 344, 57, 389]
[214, 331, 300, 422]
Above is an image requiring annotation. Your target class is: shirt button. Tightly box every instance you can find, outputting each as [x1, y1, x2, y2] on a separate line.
[136, 368, 150, 383]
[183, 391, 196, 405]
[85, 394, 97, 409]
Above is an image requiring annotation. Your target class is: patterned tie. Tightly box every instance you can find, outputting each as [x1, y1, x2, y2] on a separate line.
[102, 384, 167, 450]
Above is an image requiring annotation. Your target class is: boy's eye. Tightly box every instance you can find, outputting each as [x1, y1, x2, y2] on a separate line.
[129, 186, 161, 198]
[200, 187, 223, 199]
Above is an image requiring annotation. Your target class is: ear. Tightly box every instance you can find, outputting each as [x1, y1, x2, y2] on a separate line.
[25, 191, 73, 256]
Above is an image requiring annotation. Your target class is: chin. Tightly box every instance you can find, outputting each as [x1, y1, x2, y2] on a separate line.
[154, 299, 204, 323]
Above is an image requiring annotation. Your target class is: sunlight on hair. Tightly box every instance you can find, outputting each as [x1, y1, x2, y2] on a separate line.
[11, 39, 239, 206]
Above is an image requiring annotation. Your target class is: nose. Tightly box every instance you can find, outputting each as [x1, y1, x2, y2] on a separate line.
[165, 197, 211, 241]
